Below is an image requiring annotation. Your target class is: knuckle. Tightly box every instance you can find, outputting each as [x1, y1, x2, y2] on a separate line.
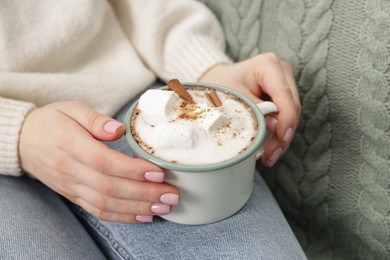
[51, 158, 71, 175]
[56, 139, 68, 151]
[74, 198, 110, 222]
[98, 180, 117, 197]
[280, 83, 292, 95]
[57, 142, 74, 156]
[91, 208, 106, 220]
[133, 200, 150, 213]
[281, 61, 293, 73]
[139, 186, 152, 201]
[94, 195, 109, 211]
[86, 110, 104, 132]
[55, 136, 74, 152]
[263, 52, 279, 63]
[121, 200, 146, 215]
[92, 151, 108, 174]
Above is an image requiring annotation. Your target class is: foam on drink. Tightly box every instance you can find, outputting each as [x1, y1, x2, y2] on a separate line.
[131, 86, 258, 165]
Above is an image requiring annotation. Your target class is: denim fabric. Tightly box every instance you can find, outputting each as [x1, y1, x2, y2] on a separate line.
[0, 82, 306, 259]
[0, 175, 105, 259]
[71, 173, 306, 260]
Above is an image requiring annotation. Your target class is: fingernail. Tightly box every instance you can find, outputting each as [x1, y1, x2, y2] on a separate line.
[144, 171, 164, 182]
[160, 193, 179, 205]
[151, 203, 170, 215]
[267, 148, 283, 167]
[283, 127, 293, 143]
[136, 215, 153, 223]
[265, 116, 277, 132]
[104, 121, 123, 134]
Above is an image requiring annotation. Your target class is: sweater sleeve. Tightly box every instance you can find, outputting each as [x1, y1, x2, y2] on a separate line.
[0, 97, 35, 176]
[109, 0, 232, 82]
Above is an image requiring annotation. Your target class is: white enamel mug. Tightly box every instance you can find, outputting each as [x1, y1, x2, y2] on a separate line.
[124, 82, 277, 225]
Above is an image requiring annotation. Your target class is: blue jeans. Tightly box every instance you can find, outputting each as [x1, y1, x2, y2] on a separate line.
[0, 83, 306, 260]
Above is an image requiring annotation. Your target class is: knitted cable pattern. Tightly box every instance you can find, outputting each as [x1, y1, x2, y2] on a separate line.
[356, 0, 390, 258]
[273, 1, 334, 258]
[275, 0, 304, 75]
[271, 0, 307, 246]
[199, 0, 390, 258]
[199, 0, 263, 61]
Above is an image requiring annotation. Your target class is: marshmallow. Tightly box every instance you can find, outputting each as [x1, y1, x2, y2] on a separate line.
[153, 124, 193, 149]
[196, 103, 228, 132]
[138, 90, 181, 118]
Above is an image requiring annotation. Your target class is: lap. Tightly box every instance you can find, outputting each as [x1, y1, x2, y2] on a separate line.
[70, 86, 306, 259]
[71, 173, 306, 260]
[0, 175, 105, 259]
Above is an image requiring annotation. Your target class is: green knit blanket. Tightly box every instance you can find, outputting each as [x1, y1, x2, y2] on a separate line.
[199, 0, 390, 259]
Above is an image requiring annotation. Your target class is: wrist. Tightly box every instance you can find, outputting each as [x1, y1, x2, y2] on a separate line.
[198, 62, 232, 82]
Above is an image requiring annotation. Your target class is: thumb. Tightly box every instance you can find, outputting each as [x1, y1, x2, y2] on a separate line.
[58, 101, 125, 141]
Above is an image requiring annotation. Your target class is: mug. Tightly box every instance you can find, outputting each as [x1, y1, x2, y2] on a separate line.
[124, 82, 277, 225]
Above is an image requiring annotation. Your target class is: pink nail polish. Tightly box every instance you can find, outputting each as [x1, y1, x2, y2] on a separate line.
[104, 121, 123, 134]
[136, 215, 153, 223]
[267, 148, 283, 167]
[144, 171, 164, 182]
[151, 203, 170, 215]
[160, 193, 179, 205]
[283, 127, 293, 143]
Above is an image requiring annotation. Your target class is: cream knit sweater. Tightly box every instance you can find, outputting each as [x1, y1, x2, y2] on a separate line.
[0, 0, 231, 176]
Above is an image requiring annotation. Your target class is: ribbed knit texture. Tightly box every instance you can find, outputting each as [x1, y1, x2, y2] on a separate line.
[0, 98, 34, 176]
[199, 0, 390, 259]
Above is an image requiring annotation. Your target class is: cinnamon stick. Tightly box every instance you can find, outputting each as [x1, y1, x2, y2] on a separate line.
[167, 79, 193, 103]
[206, 90, 222, 107]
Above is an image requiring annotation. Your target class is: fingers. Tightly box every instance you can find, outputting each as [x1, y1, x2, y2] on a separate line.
[261, 135, 284, 167]
[280, 61, 301, 115]
[61, 140, 180, 222]
[253, 53, 299, 140]
[197, 53, 300, 167]
[71, 172, 179, 223]
[73, 198, 142, 223]
[64, 160, 179, 223]
[56, 101, 125, 141]
[78, 143, 164, 179]
[73, 186, 152, 214]
[65, 133, 165, 182]
[72, 184, 175, 215]
[74, 166, 178, 202]
[51, 107, 165, 180]
[72, 185, 176, 223]
[249, 53, 301, 167]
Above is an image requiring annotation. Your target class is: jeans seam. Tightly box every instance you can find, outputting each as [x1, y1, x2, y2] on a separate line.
[74, 206, 135, 260]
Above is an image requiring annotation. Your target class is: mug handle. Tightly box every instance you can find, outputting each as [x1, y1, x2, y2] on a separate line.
[255, 101, 278, 159]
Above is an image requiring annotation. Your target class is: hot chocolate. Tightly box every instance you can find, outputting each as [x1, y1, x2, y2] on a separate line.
[130, 85, 258, 165]
[125, 82, 278, 224]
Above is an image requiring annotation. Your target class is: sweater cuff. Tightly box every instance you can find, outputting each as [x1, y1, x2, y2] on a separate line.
[165, 34, 232, 82]
[0, 97, 35, 176]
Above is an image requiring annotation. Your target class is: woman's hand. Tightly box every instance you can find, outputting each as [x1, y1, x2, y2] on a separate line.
[19, 101, 179, 223]
[200, 53, 301, 167]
